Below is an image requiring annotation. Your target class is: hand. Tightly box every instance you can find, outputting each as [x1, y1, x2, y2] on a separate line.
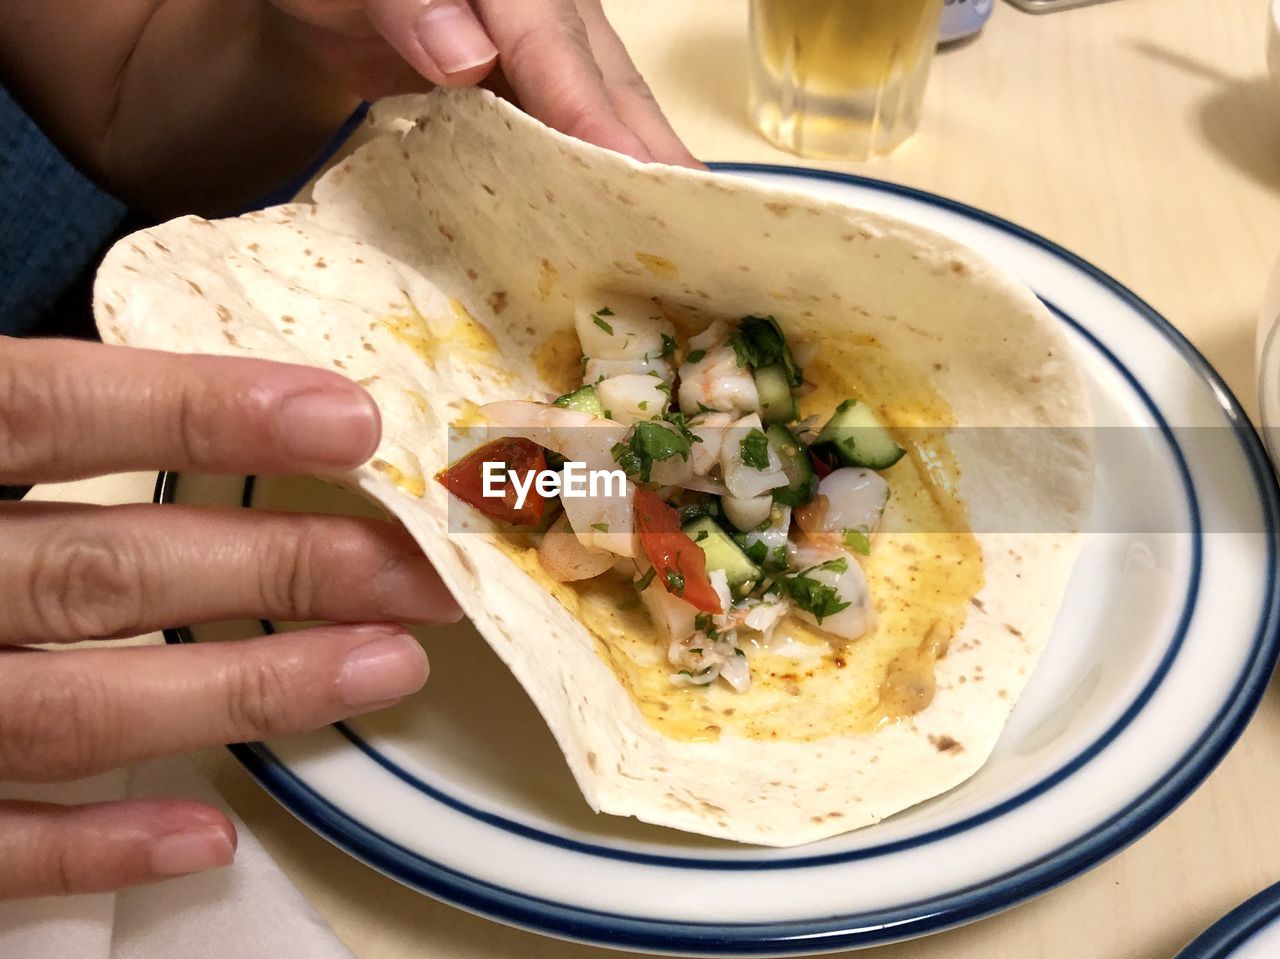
[269, 0, 702, 166]
[0, 336, 460, 898]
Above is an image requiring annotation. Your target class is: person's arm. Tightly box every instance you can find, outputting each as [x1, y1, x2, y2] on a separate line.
[0, 1, 361, 216]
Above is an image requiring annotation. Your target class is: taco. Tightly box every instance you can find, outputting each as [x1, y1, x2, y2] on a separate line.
[94, 89, 1091, 846]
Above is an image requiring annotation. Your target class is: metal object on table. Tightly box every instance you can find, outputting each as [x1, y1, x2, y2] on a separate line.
[1005, 0, 1123, 12]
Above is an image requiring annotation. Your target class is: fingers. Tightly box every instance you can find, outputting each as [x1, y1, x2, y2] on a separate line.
[471, 0, 654, 161]
[0, 624, 429, 782]
[363, 0, 497, 87]
[0, 799, 235, 898]
[0, 337, 381, 484]
[0, 502, 460, 645]
[573, 0, 704, 168]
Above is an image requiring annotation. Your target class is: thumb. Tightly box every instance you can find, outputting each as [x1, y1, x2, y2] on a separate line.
[364, 0, 498, 86]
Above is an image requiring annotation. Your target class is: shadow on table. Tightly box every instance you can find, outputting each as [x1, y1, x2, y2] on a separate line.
[1128, 40, 1280, 196]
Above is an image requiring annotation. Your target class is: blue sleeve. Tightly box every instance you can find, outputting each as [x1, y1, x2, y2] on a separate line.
[0, 85, 127, 337]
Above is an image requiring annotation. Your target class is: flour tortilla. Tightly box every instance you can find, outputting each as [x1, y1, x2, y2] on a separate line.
[94, 89, 1091, 846]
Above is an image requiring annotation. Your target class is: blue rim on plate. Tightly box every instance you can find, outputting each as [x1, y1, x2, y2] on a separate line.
[1175, 881, 1280, 959]
[158, 165, 1280, 954]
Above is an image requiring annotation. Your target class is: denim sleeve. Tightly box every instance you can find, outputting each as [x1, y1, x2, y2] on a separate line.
[0, 85, 126, 337]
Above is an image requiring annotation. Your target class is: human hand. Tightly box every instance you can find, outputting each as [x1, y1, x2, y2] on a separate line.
[269, 0, 702, 166]
[0, 336, 459, 898]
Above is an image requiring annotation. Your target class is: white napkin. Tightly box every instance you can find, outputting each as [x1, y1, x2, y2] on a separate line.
[0, 756, 354, 959]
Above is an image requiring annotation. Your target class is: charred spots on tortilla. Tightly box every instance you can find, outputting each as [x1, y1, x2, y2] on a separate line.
[184, 279, 203, 295]
[764, 202, 792, 218]
[221, 330, 240, 347]
[929, 735, 964, 754]
[1004, 624, 1024, 638]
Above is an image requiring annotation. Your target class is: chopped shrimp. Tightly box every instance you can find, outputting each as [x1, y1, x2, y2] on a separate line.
[575, 296, 675, 361]
[677, 345, 759, 416]
[596, 374, 671, 426]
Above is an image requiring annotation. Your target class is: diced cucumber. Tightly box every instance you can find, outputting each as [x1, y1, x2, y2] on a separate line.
[765, 424, 817, 507]
[553, 384, 604, 417]
[735, 503, 791, 573]
[813, 399, 905, 470]
[682, 516, 761, 599]
[754, 364, 797, 424]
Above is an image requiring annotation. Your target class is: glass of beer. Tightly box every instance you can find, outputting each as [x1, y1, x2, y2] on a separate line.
[748, 0, 945, 160]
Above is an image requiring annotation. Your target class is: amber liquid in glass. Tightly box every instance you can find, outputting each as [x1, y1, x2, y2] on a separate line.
[749, 0, 944, 159]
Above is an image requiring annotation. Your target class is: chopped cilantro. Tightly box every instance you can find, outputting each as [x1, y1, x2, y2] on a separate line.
[739, 428, 770, 470]
[689, 647, 703, 655]
[592, 313, 614, 335]
[843, 526, 871, 556]
[686, 349, 707, 364]
[727, 315, 803, 386]
[635, 567, 656, 591]
[638, 400, 649, 410]
[590, 522, 610, 533]
[774, 558, 852, 624]
[694, 613, 712, 632]
[734, 647, 745, 657]
[665, 570, 686, 595]
[596, 306, 614, 316]
[660, 333, 677, 358]
[678, 498, 721, 525]
[611, 419, 697, 482]
[694, 529, 710, 542]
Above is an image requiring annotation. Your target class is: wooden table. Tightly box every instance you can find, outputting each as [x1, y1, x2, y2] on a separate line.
[30, 0, 1280, 956]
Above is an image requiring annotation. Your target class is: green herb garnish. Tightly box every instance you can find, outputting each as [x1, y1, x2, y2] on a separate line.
[635, 567, 656, 591]
[660, 333, 677, 358]
[611, 419, 697, 482]
[774, 558, 852, 624]
[727, 315, 802, 386]
[686, 348, 707, 364]
[665, 570, 686, 595]
[591, 522, 610, 533]
[593, 314, 614, 335]
[694, 613, 712, 632]
[739, 428, 770, 470]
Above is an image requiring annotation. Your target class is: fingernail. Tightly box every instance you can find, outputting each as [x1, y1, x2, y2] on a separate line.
[376, 555, 464, 623]
[278, 389, 380, 466]
[149, 827, 235, 877]
[416, 2, 498, 76]
[337, 633, 429, 707]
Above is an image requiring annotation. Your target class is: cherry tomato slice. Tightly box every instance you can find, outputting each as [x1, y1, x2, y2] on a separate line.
[633, 489, 722, 614]
[437, 438, 548, 527]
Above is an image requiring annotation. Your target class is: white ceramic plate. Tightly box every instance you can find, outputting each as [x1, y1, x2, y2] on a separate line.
[1176, 881, 1280, 959]
[161, 166, 1280, 956]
